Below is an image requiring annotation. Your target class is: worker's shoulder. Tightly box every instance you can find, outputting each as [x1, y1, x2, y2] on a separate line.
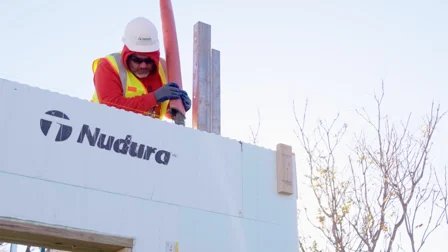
[93, 56, 117, 76]
[96, 56, 116, 68]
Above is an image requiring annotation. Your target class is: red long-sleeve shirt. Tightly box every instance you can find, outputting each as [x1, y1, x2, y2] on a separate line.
[93, 45, 168, 117]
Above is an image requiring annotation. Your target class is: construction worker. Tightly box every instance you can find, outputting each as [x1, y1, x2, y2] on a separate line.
[91, 17, 191, 120]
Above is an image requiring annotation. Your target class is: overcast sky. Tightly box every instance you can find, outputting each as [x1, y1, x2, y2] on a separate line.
[1, 0, 447, 250]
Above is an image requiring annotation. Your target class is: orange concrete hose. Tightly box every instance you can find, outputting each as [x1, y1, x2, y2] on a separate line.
[160, 0, 186, 125]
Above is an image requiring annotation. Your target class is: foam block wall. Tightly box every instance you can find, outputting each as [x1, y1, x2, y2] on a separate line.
[0, 78, 299, 252]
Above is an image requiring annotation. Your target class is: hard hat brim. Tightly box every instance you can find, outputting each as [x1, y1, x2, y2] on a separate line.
[126, 43, 160, 53]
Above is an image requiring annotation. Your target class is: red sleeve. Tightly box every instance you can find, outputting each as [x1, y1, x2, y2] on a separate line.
[93, 58, 158, 114]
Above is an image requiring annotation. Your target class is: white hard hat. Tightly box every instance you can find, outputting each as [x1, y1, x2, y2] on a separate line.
[122, 17, 160, 52]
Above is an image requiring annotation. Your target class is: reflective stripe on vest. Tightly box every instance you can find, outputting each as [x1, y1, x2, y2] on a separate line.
[91, 52, 169, 120]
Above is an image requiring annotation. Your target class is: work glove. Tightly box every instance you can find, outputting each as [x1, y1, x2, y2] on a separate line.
[180, 90, 191, 112]
[154, 82, 181, 103]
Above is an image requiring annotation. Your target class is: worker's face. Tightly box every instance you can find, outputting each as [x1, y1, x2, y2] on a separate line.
[128, 54, 156, 78]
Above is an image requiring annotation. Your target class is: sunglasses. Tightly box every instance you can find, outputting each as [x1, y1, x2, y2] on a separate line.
[129, 55, 154, 64]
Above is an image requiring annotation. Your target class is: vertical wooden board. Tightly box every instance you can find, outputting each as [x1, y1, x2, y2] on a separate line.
[178, 207, 258, 252]
[252, 147, 298, 227]
[192, 21, 212, 132]
[211, 49, 221, 135]
[293, 154, 298, 200]
[276, 143, 294, 195]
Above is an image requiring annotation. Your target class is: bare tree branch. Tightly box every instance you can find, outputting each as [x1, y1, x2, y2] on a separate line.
[249, 107, 261, 145]
[294, 82, 447, 252]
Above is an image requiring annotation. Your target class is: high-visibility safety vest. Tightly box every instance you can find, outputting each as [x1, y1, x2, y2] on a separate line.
[91, 52, 169, 120]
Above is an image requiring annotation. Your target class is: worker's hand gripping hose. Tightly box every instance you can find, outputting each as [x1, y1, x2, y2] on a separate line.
[160, 0, 186, 126]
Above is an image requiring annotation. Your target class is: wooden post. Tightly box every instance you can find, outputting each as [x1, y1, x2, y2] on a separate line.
[192, 21, 211, 132]
[192, 21, 221, 135]
[211, 49, 221, 135]
[276, 143, 294, 195]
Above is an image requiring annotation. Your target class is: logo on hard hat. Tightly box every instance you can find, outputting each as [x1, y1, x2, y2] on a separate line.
[136, 36, 158, 46]
[138, 37, 152, 41]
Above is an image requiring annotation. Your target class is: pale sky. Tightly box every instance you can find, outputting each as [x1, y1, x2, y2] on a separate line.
[1, 0, 447, 251]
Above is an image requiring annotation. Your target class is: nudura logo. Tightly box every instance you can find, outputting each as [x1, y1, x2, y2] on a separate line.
[40, 110, 171, 165]
[76, 124, 171, 165]
[40, 110, 73, 142]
